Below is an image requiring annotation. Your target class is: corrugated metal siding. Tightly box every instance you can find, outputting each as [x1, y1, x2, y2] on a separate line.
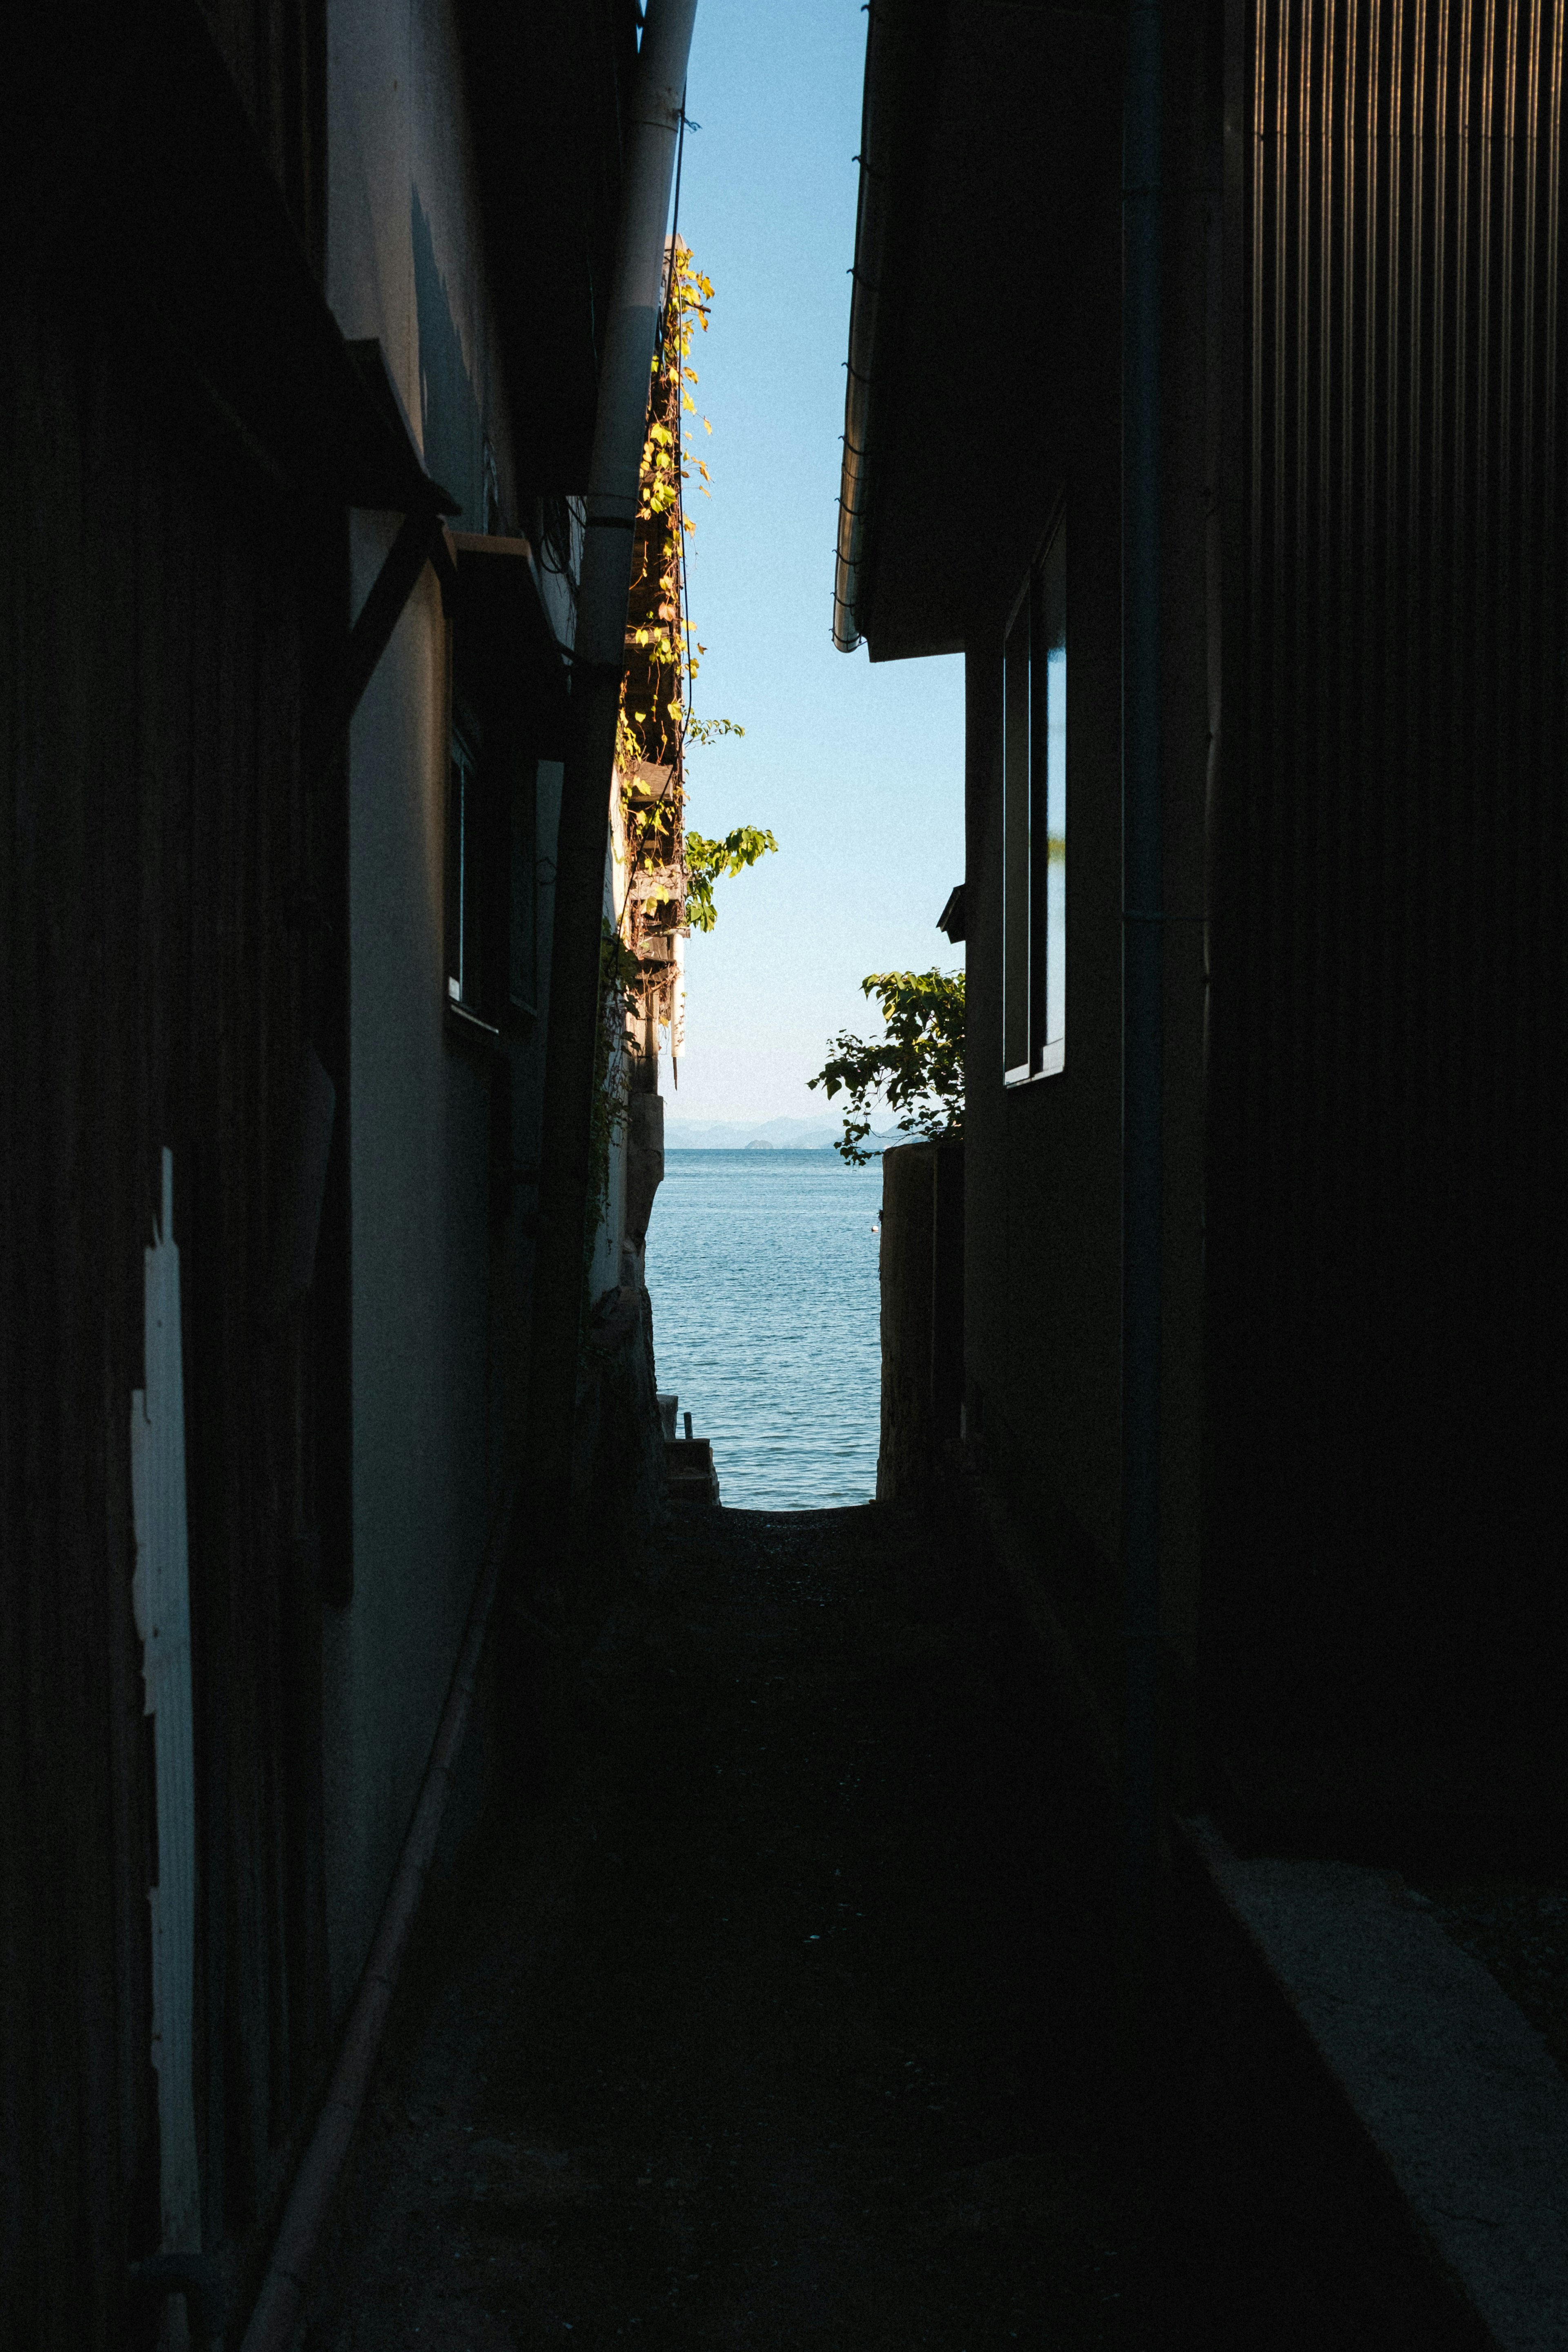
[1207, 0, 1567, 1760]
[0, 283, 341, 2346]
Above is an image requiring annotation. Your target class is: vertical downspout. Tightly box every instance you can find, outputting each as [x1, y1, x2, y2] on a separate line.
[1119, 0, 1164, 2057]
[526, 0, 699, 1578]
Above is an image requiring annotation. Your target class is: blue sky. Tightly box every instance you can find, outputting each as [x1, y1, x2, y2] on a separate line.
[667, 0, 965, 1127]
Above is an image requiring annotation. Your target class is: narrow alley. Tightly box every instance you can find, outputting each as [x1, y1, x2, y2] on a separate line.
[13, 4, 1568, 2345]
[301, 1503, 1134, 2350]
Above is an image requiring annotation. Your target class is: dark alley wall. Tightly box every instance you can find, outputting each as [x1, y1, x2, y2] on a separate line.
[1, 270, 342, 2346]
[958, 18, 1216, 1768]
[1201, 0, 1568, 1843]
[937, 0, 1568, 1855]
[2, 4, 629, 2343]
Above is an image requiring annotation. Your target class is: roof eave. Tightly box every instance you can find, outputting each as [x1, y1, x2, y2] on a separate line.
[833, 0, 949, 656]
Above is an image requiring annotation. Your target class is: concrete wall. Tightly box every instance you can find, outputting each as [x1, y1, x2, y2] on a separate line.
[878, 1141, 964, 1503]
[320, 0, 535, 2012]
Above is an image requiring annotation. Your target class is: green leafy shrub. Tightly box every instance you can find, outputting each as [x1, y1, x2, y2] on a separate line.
[809, 968, 965, 1166]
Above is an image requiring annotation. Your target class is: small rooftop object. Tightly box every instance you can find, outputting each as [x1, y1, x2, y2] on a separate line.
[937, 884, 966, 943]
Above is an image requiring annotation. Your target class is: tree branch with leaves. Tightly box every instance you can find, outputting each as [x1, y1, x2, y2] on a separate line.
[684, 824, 779, 934]
[809, 968, 966, 1166]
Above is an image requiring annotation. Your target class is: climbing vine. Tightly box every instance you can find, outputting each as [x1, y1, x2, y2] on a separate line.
[615, 241, 775, 1024]
[684, 824, 779, 934]
[586, 924, 642, 1237]
[580, 249, 779, 1301]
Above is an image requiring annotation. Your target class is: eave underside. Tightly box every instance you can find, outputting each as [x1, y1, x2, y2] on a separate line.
[853, 4, 1123, 662]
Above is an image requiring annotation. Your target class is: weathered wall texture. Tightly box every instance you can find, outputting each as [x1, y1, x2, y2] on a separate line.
[1, 278, 339, 2337]
[320, 0, 532, 2014]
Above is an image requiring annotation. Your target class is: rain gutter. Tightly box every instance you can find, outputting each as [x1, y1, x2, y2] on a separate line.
[832, 0, 947, 656]
[833, 0, 898, 652]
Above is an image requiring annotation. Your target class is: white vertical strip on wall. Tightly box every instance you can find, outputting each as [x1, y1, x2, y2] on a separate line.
[130, 1147, 200, 2255]
[670, 928, 686, 1071]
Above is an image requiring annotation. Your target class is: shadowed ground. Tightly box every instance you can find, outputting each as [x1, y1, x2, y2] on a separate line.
[302, 1501, 1140, 2348]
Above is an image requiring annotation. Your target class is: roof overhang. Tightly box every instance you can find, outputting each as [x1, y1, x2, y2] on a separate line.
[834, 0, 1125, 662]
[456, 0, 642, 494]
[11, 0, 456, 518]
[448, 532, 573, 759]
[7, 0, 637, 509]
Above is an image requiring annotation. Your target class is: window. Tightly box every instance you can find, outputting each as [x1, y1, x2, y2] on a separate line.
[447, 718, 541, 1034]
[1002, 515, 1067, 1082]
[442, 532, 569, 1040]
[446, 724, 488, 1021]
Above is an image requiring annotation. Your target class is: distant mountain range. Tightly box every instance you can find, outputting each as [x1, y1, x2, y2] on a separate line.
[662, 1115, 838, 1150]
[662, 1115, 906, 1151]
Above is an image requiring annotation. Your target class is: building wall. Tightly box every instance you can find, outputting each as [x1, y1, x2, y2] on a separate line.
[952, 0, 1568, 1850]
[962, 441, 1126, 1685]
[321, 0, 530, 2011]
[2, 269, 340, 2337]
[3, 4, 605, 2332]
[1202, 0, 1568, 1842]
[327, 0, 520, 530]
[958, 20, 1218, 1765]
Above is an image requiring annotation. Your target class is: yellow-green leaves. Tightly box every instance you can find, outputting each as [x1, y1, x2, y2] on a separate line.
[615, 242, 764, 949]
[684, 825, 779, 935]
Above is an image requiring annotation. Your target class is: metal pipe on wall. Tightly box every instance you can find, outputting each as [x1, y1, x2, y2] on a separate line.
[832, 0, 897, 652]
[525, 0, 699, 1572]
[1118, 0, 1164, 2058]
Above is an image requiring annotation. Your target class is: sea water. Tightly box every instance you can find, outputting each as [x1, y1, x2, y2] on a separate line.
[644, 1148, 883, 1510]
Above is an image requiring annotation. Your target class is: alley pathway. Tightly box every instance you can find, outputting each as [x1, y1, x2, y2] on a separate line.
[303, 1502, 1137, 2349]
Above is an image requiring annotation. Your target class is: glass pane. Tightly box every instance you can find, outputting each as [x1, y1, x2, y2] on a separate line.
[1002, 597, 1031, 1081]
[446, 747, 466, 1000]
[1028, 565, 1048, 1067]
[1042, 520, 1067, 1063]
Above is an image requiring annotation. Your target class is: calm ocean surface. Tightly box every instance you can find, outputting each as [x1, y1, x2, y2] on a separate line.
[644, 1148, 883, 1510]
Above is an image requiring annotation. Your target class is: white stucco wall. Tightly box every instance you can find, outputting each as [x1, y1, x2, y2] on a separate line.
[326, 0, 518, 532]
[321, 0, 525, 2014]
[587, 784, 633, 1303]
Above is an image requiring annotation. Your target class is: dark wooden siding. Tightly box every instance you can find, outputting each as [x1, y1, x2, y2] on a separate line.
[200, 0, 329, 275]
[1205, 0, 1567, 1819]
[1, 272, 343, 2346]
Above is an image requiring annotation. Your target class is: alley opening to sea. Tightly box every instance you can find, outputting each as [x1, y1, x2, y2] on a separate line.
[644, 1148, 883, 1510]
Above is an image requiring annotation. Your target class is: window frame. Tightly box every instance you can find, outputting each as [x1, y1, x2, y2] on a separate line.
[441, 531, 569, 1047]
[445, 717, 490, 1026]
[1001, 511, 1068, 1086]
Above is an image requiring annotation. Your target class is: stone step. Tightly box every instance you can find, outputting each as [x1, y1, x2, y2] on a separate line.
[665, 1435, 721, 1506]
